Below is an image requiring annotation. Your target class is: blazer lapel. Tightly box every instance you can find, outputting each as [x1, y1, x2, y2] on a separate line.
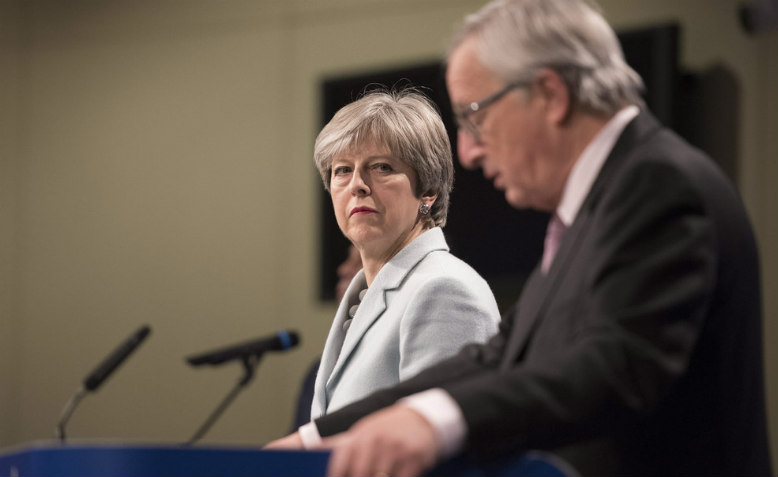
[324, 281, 389, 394]
[311, 271, 367, 419]
[324, 228, 449, 405]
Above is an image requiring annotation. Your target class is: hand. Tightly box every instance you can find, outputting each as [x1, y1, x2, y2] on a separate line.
[264, 431, 303, 449]
[319, 405, 440, 477]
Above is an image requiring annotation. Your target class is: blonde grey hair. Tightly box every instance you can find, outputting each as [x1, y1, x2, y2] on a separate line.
[314, 88, 454, 228]
[449, 0, 644, 115]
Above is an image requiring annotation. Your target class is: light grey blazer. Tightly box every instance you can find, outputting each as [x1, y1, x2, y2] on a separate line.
[311, 227, 500, 418]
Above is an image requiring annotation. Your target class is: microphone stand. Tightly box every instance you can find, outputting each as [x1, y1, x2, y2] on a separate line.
[55, 386, 88, 442]
[185, 353, 261, 446]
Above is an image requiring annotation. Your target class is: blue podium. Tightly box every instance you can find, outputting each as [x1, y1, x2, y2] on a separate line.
[0, 441, 574, 477]
[0, 442, 329, 477]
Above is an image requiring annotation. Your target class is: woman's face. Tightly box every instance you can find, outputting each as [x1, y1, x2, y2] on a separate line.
[330, 143, 425, 260]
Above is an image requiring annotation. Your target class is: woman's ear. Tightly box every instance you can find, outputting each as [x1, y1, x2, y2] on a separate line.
[421, 192, 438, 208]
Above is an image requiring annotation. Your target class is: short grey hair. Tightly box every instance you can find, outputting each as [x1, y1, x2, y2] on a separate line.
[449, 0, 644, 115]
[314, 88, 454, 228]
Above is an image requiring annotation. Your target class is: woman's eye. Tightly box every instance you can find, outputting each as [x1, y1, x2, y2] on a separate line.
[373, 163, 393, 172]
[333, 166, 352, 176]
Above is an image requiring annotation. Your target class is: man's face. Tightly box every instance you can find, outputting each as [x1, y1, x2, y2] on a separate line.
[446, 38, 561, 211]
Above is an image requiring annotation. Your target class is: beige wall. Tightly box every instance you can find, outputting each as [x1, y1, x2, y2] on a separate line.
[0, 0, 22, 447]
[1, 0, 775, 467]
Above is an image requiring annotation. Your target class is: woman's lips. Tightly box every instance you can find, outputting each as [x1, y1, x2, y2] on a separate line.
[350, 206, 377, 216]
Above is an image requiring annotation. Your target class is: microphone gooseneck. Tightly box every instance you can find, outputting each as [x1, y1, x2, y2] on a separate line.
[54, 325, 152, 443]
[55, 387, 87, 442]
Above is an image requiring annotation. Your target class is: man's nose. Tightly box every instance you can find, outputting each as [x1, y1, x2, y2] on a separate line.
[457, 130, 485, 170]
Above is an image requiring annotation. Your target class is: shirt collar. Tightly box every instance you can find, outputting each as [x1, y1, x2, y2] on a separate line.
[555, 105, 640, 227]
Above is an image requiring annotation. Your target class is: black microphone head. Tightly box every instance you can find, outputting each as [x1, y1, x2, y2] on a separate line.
[83, 325, 151, 392]
[135, 325, 152, 341]
[186, 329, 301, 367]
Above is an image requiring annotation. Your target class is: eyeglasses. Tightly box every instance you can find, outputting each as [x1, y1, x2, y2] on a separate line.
[453, 80, 531, 143]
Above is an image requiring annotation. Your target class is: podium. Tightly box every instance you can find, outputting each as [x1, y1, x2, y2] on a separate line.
[0, 441, 574, 477]
[0, 442, 329, 477]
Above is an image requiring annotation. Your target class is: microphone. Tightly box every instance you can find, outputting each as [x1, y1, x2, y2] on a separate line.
[184, 330, 300, 445]
[186, 330, 299, 366]
[84, 325, 151, 391]
[55, 325, 151, 442]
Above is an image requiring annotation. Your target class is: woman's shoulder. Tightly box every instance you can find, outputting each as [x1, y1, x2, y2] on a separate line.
[398, 250, 500, 327]
[410, 250, 492, 292]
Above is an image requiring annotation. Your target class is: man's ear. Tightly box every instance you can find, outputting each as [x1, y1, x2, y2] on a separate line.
[535, 68, 572, 125]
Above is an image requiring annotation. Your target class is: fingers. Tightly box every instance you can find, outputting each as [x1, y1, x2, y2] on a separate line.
[316, 433, 347, 449]
[322, 406, 438, 477]
[325, 432, 392, 477]
[350, 434, 396, 477]
[264, 432, 303, 449]
[324, 434, 355, 477]
[368, 440, 400, 477]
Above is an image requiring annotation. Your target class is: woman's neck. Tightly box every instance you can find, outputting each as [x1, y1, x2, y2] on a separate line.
[359, 223, 428, 286]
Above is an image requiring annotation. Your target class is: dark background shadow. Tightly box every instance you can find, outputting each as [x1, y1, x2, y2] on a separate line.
[316, 23, 738, 313]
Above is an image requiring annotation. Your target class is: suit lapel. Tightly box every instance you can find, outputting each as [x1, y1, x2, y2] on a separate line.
[322, 227, 449, 412]
[500, 112, 661, 368]
[500, 213, 593, 368]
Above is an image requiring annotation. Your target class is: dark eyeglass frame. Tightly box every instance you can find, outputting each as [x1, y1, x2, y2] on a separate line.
[453, 80, 532, 143]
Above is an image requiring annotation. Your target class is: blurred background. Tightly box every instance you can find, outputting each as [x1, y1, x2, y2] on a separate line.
[0, 0, 775, 468]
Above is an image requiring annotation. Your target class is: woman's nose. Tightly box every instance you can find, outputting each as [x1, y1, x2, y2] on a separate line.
[350, 170, 370, 195]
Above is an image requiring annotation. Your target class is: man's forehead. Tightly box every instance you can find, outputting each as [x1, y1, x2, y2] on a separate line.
[446, 41, 500, 103]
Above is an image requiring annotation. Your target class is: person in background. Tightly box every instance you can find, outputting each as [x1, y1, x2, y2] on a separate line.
[268, 1, 771, 476]
[334, 245, 362, 306]
[307, 88, 500, 420]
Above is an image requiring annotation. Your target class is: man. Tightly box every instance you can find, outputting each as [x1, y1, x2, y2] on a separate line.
[268, 0, 771, 475]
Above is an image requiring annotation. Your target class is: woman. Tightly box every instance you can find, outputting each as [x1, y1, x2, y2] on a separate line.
[310, 88, 500, 418]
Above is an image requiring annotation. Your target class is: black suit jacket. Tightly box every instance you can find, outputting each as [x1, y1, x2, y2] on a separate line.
[314, 112, 771, 476]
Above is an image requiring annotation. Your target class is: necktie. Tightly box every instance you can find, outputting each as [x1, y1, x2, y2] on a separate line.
[541, 213, 566, 274]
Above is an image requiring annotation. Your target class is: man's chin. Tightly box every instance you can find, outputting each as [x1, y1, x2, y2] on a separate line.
[504, 189, 528, 210]
[504, 188, 553, 212]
